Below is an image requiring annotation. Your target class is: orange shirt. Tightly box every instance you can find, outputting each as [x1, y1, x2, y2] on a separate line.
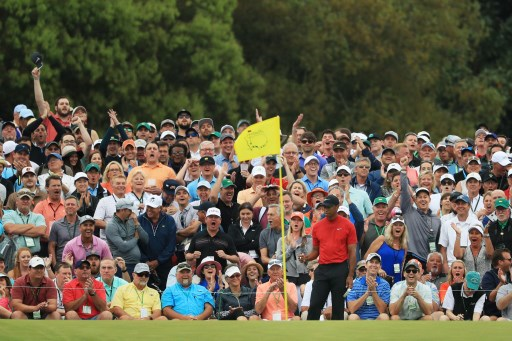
[237, 187, 263, 207]
[256, 280, 297, 320]
[33, 198, 65, 236]
[126, 163, 176, 190]
[101, 182, 132, 194]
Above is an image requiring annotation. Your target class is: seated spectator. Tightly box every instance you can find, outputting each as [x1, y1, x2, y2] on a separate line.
[0, 272, 12, 319]
[440, 271, 489, 321]
[347, 253, 390, 320]
[96, 258, 129, 306]
[421, 252, 448, 290]
[497, 278, 512, 320]
[7, 247, 32, 281]
[161, 262, 215, 320]
[10, 257, 60, 320]
[481, 248, 512, 320]
[52, 262, 72, 317]
[389, 260, 433, 320]
[111, 263, 167, 320]
[63, 259, 112, 320]
[241, 261, 263, 290]
[301, 260, 332, 320]
[439, 260, 466, 303]
[227, 202, 262, 261]
[216, 265, 259, 320]
[70, 172, 99, 217]
[196, 256, 223, 296]
[255, 259, 300, 320]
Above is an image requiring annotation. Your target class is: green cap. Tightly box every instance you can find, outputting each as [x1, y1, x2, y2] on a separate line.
[495, 198, 510, 209]
[209, 131, 221, 138]
[85, 163, 101, 172]
[373, 197, 388, 206]
[136, 122, 151, 131]
[221, 178, 236, 189]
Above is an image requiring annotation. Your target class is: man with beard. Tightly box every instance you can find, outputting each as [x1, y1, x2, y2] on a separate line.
[175, 109, 192, 138]
[161, 262, 214, 320]
[197, 118, 214, 141]
[486, 198, 512, 251]
[127, 142, 176, 195]
[481, 249, 511, 320]
[298, 131, 327, 172]
[139, 195, 177, 291]
[49, 196, 81, 267]
[390, 260, 433, 320]
[186, 207, 239, 269]
[111, 263, 167, 320]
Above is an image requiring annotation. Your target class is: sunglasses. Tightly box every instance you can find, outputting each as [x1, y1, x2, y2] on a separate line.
[441, 180, 454, 185]
[358, 267, 367, 272]
[358, 165, 370, 169]
[137, 272, 150, 278]
[79, 266, 91, 270]
[405, 268, 418, 274]
[337, 173, 350, 177]
[229, 273, 241, 279]
[301, 139, 314, 144]
[124, 128, 133, 132]
[172, 151, 184, 155]
[178, 114, 191, 119]
[186, 133, 199, 138]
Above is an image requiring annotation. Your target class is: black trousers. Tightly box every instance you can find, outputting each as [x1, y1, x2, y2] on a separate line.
[307, 262, 348, 320]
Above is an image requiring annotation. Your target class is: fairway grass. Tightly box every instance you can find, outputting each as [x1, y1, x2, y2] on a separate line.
[0, 320, 510, 340]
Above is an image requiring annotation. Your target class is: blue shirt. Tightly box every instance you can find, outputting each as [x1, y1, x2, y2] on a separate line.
[299, 153, 327, 174]
[161, 283, 215, 316]
[341, 187, 373, 218]
[187, 176, 217, 201]
[347, 276, 390, 320]
[301, 175, 329, 192]
[214, 154, 238, 171]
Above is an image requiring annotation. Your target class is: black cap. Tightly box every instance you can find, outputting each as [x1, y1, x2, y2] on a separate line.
[367, 133, 381, 140]
[449, 191, 463, 202]
[177, 109, 192, 118]
[382, 147, 395, 155]
[163, 179, 180, 194]
[317, 195, 340, 209]
[482, 173, 498, 183]
[15, 144, 31, 153]
[265, 155, 278, 163]
[199, 156, 215, 165]
[332, 141, 347, 150]
[185, 127, 198, 136]
[2, 121, 16, 130]
[193, 201, 215, 212]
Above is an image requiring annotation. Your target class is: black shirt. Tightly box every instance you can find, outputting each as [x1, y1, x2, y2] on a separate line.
[216, 199, 240, 233]
[187, 230, 238, 269]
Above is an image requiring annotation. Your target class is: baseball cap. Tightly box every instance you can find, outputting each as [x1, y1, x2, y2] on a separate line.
[122, 121, 133, 129]
[336, 165, 351, 175]
[265, 155, 278, 164]
[455, 194, 470, 204]
[433, 165, 449, 173]
[2, 121, 16, 130]
[135, 139, 147, 149]
[136, 122, 151, 131]
[79, 215, 95, 225]
[367, 133, 380, 140]
[176, 109, 192, 118]
[175, 185, 189, 195]
[160, 131, 176, 140]
[146, 195, 163, 208]
[475, 128, 487, 137]
[219, 133, 234, 142]
[467, 156, 481, 165]
[373, 197, 388, 206]
[251, 166, 266, 177]
[221, 178, 236, 189]
[199, 156, 215, 165]
[491, 151, 511, 166]
[73, 172, 88, 183]
[14, 144, 31, 154]
[366, 253, 381, 263]
[290, 212, 305, 221]
[415, 187, 430, 195]
[417, 135, 430, 143]
[122, 139, 136, 150]
[3, 141, 17, 155]
[418, 131, 431, 139]
[133, 263, 150, 274]
[449, 191, 463, 202]
[332, 141, 347, 150]
[485, 132, 498, 140]
[444, 135, 460, 147]
[19, 108, 35, 119]
[225, 266, 241, 278]
[116, 198, 133, 210]
[384, 131, 399, 141]
[29, 257, 45, 268]
[466, 271, 481, 291]
[13, 104, 27, 113]
[197, 180, 211, 189]
[387, 163, 401, 172]
[193, 201, 215, 212]
[495, 198, 510, 209]
[468, 224, 484, 235]
[337, 205, 350, 216]
[206, 207, 221, 217]
[267, 259, 282, 270]
[404, 260, 419, 270]
[356, 260, 366, 270]
[85, 163, 101, 172]
[317, 195, 340, 209]
[209, 132, 221, 139]
[237, 119, 250, 128]
[304, 155, 319, 166]
[482, 173, 498, 183]
[47, 153, 63, 162]
[176, 262, 192, 272]
[390, 215, 405, 224]
[440, 174, 455, 183]
[160, 119, 175, 128]
[382, 147, 396, 155]
[421, 142, 435, 150]
[328, 179, 339, 188]
[163, 179, 180, 194]
[21, 167, 36, 176]
[74, 259, 91, 269]
[220, 125, 235, 134]
[17, 188, 34, 199]
[198, 118, 213, 128]
[466, 172, 481, 182]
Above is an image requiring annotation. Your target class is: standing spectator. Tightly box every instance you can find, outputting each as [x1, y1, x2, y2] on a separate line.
[105, 198, 149, 275]
[304, 195, 357, 320]
[259, 204, 285, 266]
[161, 262, 215, 320]
[350, 158, 382, 202]
[227, 202, 261, 261]
[172, 186, 200, 262]
[10, 257, 60, 320]
[63, 259, 112, 320]
[347, 253, 390, 320]
[71, 172, 99, 217]
[85, 163, 109, 200]
[360, 197, 389, 257]
[301, 156, 329, 192]
[49, 196, 81, 267]
[486, 198, 512, 251]
[94, 175, 128, 240]
[453, 224, 493, 278]
[389, 260, 433, 320]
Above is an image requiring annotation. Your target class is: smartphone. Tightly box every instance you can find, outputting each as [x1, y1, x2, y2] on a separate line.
[240, 163, 249, 172]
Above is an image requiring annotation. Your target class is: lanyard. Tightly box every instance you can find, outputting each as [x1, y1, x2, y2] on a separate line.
[132, 191, 145, 204]
[374, 224, 386, 236]
[66, 217, 79, 240]
[48, 201, 62, 219]
[470, 196, 481, 213]
[134, 286, 145, 305]
[18, 212, 30, 225]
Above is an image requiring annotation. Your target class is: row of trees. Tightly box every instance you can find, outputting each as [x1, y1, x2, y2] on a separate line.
[0, 0, 510, 141]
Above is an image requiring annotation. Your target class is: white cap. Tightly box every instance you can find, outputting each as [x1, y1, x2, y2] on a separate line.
[337, 205, 350, 216]
[387, 163, 401, 172]
[251, 166, 266, 177]
[73, 172, 88, 182]
[29, 257, 45, 268]
[336, 165, 351, 174]
[384, 131, 399, 140]
[93, 139, 102, 147]
[365, 253, 382, 263]
[440, 174, 455, 183]
[21, 167, 36, 176]
[3, 141, 17, 155]
[206, 207, 221, 217]
[468, 224, 484, 235]
[328, 179, 339, 188]
[491, 151, 511, 166]
[135, 139, 147, 149]
[417, 135, 430, 143]
[197, 180, 211, 189]
[304, 155, 319, 166]
[175, 185, 189, 195]
[418, 131, 431, 139]
[433, 164, 449, 173]
[146, 195, 163, 208]
[160, 131, 176, 140]
[225, 266, 241, 277]
[466, 172, 482, 182]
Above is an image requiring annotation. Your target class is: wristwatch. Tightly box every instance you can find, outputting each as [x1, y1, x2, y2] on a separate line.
[483, 234, 490, 238]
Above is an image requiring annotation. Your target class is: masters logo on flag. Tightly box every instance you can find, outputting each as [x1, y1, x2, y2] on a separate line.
[234, 116, 281, 161]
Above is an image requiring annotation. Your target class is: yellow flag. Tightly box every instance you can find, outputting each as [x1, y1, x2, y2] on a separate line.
[234, 116, 281, 162]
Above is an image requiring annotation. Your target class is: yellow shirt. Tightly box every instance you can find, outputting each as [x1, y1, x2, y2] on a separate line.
[111, 283, 161, 318]
[127, 163, 176, 190]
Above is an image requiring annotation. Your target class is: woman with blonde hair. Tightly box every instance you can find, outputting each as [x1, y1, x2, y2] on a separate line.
[276, 212, 312, 285]
[288, 180, 311, 213]
[7, 247, 32, 280]
[417, 171, 437, 194]
[439, 259, 466, 303]
[101, 161, 131, 194]
[365, 215, 408, 284]
[125, 170, 151, 214]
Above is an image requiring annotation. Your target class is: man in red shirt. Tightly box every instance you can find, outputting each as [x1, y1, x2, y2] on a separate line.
[11, 257, 60, 320]
[63, 259, 112, 320]
[304, 195, 357, 320]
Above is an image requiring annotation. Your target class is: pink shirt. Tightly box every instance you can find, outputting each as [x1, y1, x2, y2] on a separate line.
[255, 280, 297, 320]
[61, 235, 112, 262]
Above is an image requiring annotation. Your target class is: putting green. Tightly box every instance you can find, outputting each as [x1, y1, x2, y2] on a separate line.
[1, 320, 510, 340]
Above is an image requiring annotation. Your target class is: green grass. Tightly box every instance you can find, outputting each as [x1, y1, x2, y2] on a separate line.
[1, 321, 511, 340]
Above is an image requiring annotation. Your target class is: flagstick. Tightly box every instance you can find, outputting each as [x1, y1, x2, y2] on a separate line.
[278, 165, 288, 320]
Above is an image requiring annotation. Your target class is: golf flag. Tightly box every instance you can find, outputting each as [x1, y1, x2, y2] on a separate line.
[234, 116, 281, 162]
